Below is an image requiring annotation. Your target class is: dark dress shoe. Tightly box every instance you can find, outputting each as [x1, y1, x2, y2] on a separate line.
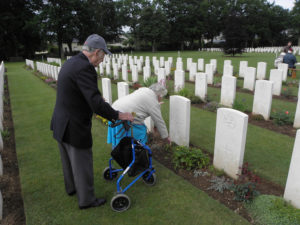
[79, 198, 106, 210]
[68, 191, 76, 196]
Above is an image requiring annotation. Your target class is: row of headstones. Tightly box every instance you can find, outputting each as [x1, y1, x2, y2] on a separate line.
[25, 59, 35, 70]
[168, 95, 300, 209]
[47, 57, 62, 66]
[202, 46, 300, 55]
[0, 61, 5, 220]
[100, 78, 300, 209]
[36, 61, 61, 81]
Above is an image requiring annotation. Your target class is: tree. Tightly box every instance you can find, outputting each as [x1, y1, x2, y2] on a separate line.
[291, 0, 300, 44]
[223, 0, 248, 56]
[136, 5, 170, 52]
[0, 0, 44, 60]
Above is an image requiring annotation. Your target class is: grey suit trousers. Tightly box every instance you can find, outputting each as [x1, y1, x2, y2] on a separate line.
[58, 142, 96, 207]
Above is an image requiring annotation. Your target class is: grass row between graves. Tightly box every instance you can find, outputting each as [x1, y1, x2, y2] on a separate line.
[6, 62, 249, 225]
[99, 75, 295, 187]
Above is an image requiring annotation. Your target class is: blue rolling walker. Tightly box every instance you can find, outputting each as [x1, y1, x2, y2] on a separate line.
[103, 120, 156, 212]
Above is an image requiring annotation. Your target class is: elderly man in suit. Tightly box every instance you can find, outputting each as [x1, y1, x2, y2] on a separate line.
[51, 34, 134, 209]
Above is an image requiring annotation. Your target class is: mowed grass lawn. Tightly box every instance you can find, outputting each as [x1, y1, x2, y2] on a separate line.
[7, 62, 249, 224]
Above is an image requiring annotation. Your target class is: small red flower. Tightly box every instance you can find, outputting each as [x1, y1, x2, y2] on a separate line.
[283, 88, 287, 91]
[285, 111, 289, 115]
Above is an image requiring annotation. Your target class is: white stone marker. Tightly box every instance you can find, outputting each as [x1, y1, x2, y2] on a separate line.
[174, 70, 185, 92]
[294, 86, 300, 128]
[132, 65, 138, 83]
[117, 82, 129, 99]
[220, 76, 236, 107]
[210, 59, 217, 73]
[144, 116, 154, 133]
[284, 130, 300, 209]
[224, 60, 231, 66]
[195, 73, 207, 101]
[189, 62, 197, 81]
[239, 61, 248, 78]
[160, 56, 164, 67]
[169, 95, 190, 147]
[113, 64, 119, 80]
[243, 67, 256, 91]
[223, 65, 233, 76]
[143, 66, 151, 82]
[269, 69, 283, 96]
[165, 61, 171, 76]
[252, 80, 273, 120]
[256, 62, 267, 80]
[106, 63, 111, 76]
[278, 63, 289, 82]
[187, 58, 193, 71]
[122, 64, 128, 81]
[101, 78, 112, 105]
[197, 58, 204, 71]
[158, 68, 166, 86]
[176, 61, 183, 71]
[205, 64, 214, 84]
[213, 108, 248, 179]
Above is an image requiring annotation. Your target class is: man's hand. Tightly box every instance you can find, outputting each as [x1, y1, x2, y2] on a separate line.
[118, 112, 134, 122]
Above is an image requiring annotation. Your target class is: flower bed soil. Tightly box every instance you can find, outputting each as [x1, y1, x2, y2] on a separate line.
[148, 133, 284, 223]
[0, 75, 26, 225]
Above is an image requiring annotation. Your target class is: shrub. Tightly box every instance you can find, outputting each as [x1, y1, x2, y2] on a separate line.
[173, 146, 210, 170]
[177, 88, 204, 104]
[233, 98, 248, 112]
[271, 110, 293, 126]
[232, 162, 260, 203]
[1, 129, 10, 139]
[245, 195, 300, 225]
[282, 87, 294, 99]
[178, 88, 190, 98]
[251, 114, 265, 121]
[204, 101, 221, 112]
[142, 76, 157, 87]
[208, 176, 232, 193]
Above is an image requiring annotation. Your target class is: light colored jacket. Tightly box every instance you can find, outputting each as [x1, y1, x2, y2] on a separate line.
[112, 87, 168, 139]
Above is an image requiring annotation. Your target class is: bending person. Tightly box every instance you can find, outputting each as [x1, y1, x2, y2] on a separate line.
[107, 83, 170, 148]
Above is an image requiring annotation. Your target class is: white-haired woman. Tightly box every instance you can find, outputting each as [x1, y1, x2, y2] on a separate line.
[107, 83, 170, 148]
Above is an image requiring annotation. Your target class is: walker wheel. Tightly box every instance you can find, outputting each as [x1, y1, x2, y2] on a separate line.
[142, 172, 157, 186]
[110, 194, 131, 212]
[103, 167, 118, 180]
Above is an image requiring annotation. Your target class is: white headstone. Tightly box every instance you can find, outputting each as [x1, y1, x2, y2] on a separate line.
[144, 116, 154, 133]
[169, 95, 190, 147]
[269, 69, 283, 96]
[174, 70, 185, 92]
[122, 64, 128, 81]
[205, 64, 214, 85]
[113, 64, 119, 80]
[223, 65, 233, 76]
[243, 67, 256, 91]
[197, 58, 204, 71]
[158, 68, 166, 86]
[187, 58, 193, 71]
[213, 108, 248, 179]
[220, 76, 236, 107]
[106, 63, 111, 76]
[252, 80, 273, 120]
[284, 130, 300, 209]
[195, 73, 207, 101]
[176, 61, 183, 71]
[278, 63, 288, 82]
[160, 57, 165, 67]
[189, 62, 197, 81]
[101, 78, 112, 105]
[132, 65, 138, 83]
[143, 66, 151, 82]
[256, 62, 267, 80]
[239, 61, 248, 77]
[294, 86, 300, 128]
[117, 82, 129, 99]
[210, 59, 217, 73]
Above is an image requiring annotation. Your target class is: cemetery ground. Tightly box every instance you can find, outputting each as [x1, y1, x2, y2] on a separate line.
[3, 50, 300, 224]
